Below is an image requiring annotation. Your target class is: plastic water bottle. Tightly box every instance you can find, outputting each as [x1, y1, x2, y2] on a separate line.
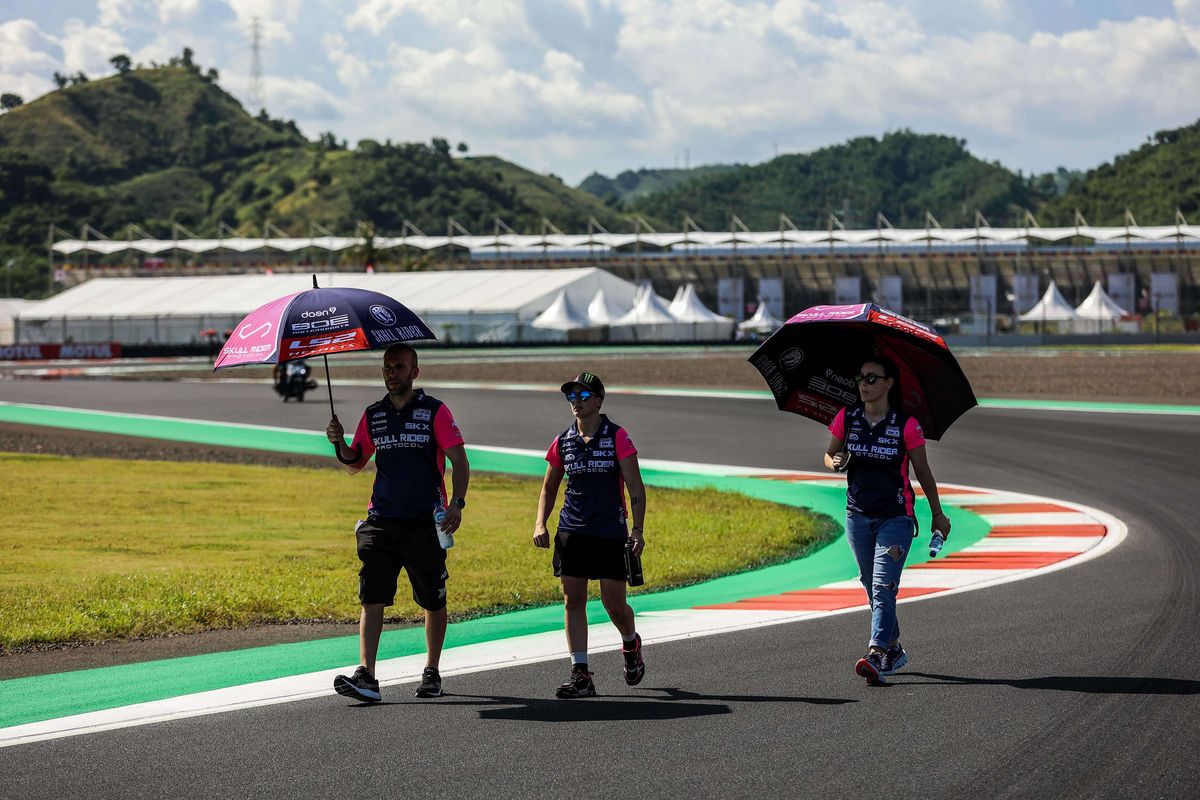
[624, 539, 644, 587]
[929, 530, 946, 558]
[434, 504, 454, 550]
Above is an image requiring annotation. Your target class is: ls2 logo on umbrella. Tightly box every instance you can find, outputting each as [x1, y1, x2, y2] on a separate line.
[370, 305, 397, 326]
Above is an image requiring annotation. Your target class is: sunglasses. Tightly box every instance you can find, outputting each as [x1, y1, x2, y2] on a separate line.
[564, 390, 595, 403]
[854, 373, 887, 386]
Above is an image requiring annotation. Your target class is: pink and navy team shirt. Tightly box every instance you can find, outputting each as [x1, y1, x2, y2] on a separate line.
[350, 389, 465, 519]
[546, 416, 638, 538]
[829, 406, 926, 518]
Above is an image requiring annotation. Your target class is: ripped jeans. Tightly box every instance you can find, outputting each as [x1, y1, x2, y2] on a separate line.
[845, 511, 915, 649]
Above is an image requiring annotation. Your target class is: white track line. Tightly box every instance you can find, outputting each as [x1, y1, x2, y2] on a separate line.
[0, 470, 1125, 749]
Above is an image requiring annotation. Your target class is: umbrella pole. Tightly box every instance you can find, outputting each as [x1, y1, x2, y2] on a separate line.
[323, 354, 336, 420]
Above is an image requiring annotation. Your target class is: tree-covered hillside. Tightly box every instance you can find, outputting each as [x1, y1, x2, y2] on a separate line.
[0, 55, 634, 295]
[629, 131, 1049, 230]
[1038, 120, 1200, 226]
[579, 164, 741, 206]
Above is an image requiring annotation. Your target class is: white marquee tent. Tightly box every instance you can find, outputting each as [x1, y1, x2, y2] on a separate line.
[1071, 280, 1131, 333]
[0, 299, 33, 345]
[611, 288, 698, 341]
[14, 268, 640, 345]
[531, 289, 593, 331]
[668, 284, 735, 339]
[737, 299, 785, 338]
[1019, 281, 1077, 324]
[586, 288, 630, 325]
[1074, 280, 1128, 320]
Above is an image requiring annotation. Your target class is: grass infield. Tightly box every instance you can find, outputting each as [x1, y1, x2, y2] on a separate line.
[0, 453, 833, 651]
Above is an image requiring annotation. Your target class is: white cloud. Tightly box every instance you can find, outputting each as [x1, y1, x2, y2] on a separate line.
[0, 19, 58, 100]
[225, 0, 302, 43]
[323, 33, 369, 87]
[58, 19, 127, 75]
[5, 0, 1200, 183]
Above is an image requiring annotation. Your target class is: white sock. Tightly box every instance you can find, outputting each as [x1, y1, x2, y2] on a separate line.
[571, 651, 588, 666]
[621, 632, 637, 644]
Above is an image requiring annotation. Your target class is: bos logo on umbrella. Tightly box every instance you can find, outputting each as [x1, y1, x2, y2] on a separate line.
[370, 305, 397, 326]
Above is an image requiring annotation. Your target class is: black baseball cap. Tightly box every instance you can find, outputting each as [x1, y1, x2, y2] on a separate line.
[560, 372, 605, 397]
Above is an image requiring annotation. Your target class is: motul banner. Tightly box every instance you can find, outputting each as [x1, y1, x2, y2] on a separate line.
[0, 343, 122, 360]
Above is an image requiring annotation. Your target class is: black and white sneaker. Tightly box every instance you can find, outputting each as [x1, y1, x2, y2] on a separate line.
[881, 644, 908, 676]
[415, 667, 443, 698]
[555, 664, 597, 699]
[334, 665, 382, 702]
[855, 651, 887, 686]
[622, 634, 646, 686]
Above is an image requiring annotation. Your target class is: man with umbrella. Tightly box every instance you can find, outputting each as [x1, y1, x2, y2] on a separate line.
[326, 343, 470, 702]
[749, 303, 974, 686]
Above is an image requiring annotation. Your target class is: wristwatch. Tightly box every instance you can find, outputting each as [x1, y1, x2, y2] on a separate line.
[451, 497, 466, 510]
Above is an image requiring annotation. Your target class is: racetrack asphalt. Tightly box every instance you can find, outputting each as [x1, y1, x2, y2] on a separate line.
[0, 379, 1197, 799]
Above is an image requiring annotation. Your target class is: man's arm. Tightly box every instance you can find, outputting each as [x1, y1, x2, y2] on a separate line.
[533, 464, 565, 548]
[619, 454, 647, 555]
[440, 443, 470, 534]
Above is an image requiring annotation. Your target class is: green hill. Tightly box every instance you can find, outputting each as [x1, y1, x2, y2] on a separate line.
[629, 131, 1047, 230]
[0, 66, 303, 185]
[1037, 120, 1200, 226]
[578, 164, 741, 206]
[0, 60, 639, 294]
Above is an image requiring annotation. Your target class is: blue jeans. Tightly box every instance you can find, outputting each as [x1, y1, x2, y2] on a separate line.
[845, 511, 915, 649]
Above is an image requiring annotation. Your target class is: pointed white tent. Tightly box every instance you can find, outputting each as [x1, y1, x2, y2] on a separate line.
[1019, 281, 1077, 322]
[736, 299, 785, 337]
[668, 283, 735, 339]
[531, 289, 593, 330]
[610, 288, 694, 341]
[586, 287, 630, 325]
[614, 289, 677, 325]
[669, 284, 732, 323]
[1074, 280, 1128, 319]
[1071, 280, 1130, 333]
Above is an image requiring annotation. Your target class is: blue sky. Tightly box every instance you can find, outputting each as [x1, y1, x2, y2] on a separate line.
[2, 1, 1199, 189]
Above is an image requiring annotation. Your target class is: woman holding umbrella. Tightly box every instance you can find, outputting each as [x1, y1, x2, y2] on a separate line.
[824, 354, 952, 686]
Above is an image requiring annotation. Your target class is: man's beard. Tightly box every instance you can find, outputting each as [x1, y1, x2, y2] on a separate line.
[388, 378, 412, 396]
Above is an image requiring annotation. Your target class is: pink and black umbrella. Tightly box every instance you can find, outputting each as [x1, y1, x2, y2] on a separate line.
[748, 303, 976, 440]
[214, 275, 436, 418]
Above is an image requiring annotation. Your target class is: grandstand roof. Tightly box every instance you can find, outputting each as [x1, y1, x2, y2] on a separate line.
[49, 224, 1200, 255]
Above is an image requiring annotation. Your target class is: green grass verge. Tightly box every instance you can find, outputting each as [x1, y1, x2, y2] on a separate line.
[0, 453, 832, 650]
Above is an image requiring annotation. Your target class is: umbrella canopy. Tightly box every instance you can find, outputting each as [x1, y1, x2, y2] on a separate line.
[214, 278, 435, 369]
[748, 303, 976, 440]
[213, 276, 435, 423]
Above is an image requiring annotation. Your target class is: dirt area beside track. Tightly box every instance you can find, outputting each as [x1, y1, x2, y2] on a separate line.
[417, 350, 1200, 404]
[110, 348, 1200, 404]
[2, 347, 1198, 678]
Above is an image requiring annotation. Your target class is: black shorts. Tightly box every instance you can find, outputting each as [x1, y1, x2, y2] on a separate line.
[355, 515, 448, 610]
[553, 529, 627, 581]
